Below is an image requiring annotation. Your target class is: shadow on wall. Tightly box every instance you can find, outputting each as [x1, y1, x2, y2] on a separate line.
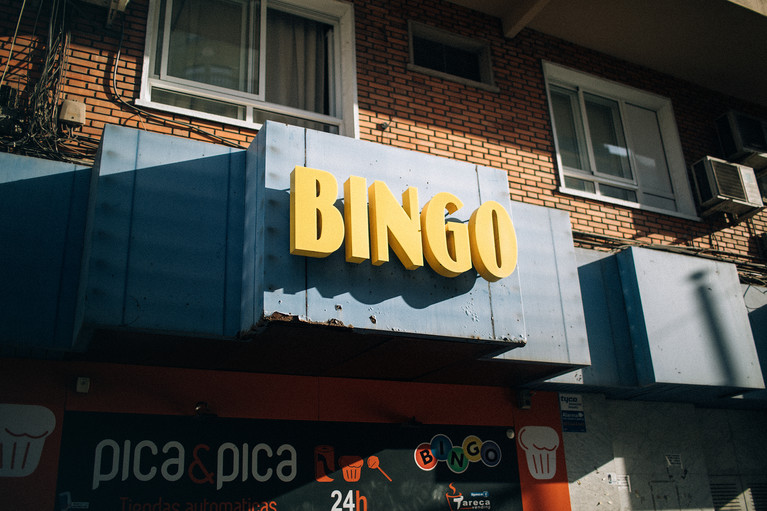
[0, 159, 93, 353]
[691, 270, 736, 386]
[0, 148, 495, 354]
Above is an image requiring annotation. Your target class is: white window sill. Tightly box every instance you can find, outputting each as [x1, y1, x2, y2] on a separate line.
[559, 186, 701, 222]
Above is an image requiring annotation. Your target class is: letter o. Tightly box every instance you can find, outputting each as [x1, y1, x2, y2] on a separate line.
[480, 440, 501, 467]
[469, 201, 517, 282]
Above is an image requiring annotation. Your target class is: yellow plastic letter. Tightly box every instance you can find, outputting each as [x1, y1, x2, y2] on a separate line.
[469, 201, 517, 282]
[368, 181, 423, 270]
[421, 192, 472, 277]
[290, 166, 344, 258]
[344, 176, 370, 263]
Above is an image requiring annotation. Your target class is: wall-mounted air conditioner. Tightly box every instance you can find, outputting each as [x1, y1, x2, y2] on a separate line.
[691, 156, 764, 218]
[79, 0, 130, 25]
[716, 110, 767, 171]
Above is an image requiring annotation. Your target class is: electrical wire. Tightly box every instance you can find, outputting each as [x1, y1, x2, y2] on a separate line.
[572, 230, 767, 284]
[0, 0, 27, 89]
[109, 14, 243, 149]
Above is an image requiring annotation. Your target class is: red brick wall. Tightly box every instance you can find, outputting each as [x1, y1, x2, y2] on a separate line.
[2, 0, 766, 264]
[353, 0, 767, 265]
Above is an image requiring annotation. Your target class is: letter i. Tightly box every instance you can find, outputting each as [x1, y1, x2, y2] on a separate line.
[122, 440, 131, 481]
[242, 443, 249, 481]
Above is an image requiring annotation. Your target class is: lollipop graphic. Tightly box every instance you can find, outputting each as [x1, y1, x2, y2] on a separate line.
[367, 456, 392, 481]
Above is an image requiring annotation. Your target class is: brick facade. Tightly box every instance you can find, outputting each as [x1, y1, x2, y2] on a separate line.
[2, 0, 767, 266]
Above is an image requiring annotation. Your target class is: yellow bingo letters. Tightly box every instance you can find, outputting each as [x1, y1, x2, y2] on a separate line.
[289, 166, 517, 282]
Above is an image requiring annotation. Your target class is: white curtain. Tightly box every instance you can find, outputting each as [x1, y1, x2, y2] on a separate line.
[168, 0, 247, 91]
[266, 8, 329, 115]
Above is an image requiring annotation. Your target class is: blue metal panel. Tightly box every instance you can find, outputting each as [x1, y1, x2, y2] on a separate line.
[67, 122, 588, 366]
[251, 121, 588, 358]
[547, 249, 637, 387]
[739, 285, 767, 404]
[300, 128, 500, 340]
[475, 165, 526, 342]
[494, 203, 590, 365]
[618, 247, 764, 389]
[0, 152, 94, 351]
[256, 123, 308, 319]
[86, 125, 246, 336]
[242, 128, 264, 332]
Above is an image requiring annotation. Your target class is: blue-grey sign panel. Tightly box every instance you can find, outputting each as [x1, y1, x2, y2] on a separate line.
[618, 246, 764, 389]
[491, 203, 589, 365]
[87, 125, 246, 337]
[249, 122, 589, 346]
[76, 123, 589, 367]
[0, 152, 94, 351]
[55, 412, 522, 511]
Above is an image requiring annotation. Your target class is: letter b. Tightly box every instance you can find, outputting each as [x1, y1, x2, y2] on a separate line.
[290, 166, 345, 258]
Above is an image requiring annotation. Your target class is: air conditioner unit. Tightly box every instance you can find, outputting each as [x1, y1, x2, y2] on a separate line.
[691, 156, 764, 218]
[716, 110, 767, 171]
[79, 0, 130, 25]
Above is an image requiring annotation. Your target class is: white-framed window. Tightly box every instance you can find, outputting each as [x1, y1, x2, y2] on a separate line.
[138, 0, 359, 136]
[407, 21, 498, 91]
[543, 61, 697, 219]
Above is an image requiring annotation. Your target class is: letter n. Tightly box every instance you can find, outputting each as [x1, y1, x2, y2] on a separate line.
[368, 181, 423, 270]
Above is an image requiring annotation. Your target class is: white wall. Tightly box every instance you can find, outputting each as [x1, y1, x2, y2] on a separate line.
[563, 394, 767, 511]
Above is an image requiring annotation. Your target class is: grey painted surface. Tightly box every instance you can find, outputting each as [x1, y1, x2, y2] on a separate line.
[86, 124, 246, 336]
[0, 152, 94, 351]
[495, 203, 590, 364]
[545, 247, 765, 402]
[618, 247, 763, 389]
[564, 394, 712, 510]
[0, 123, 590, 367]
[564, 393, 767, 510]
[257, 122, 589, 364]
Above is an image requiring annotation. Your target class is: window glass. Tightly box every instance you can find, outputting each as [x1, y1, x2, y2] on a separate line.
[550, 87, 586, 171]
[408, 22, 494, 88]
[564, 176, 595, 193]
[623, 103, 673, 196]
[152, 88, 246, 120]
[412, 36, 482, 82]
[167, 0, 251, 92]
[544, 62, 697, 218]
[584, 93, 631, 180]
[266, 8, 331, 115]
[600, 184, 636, 202]
[140, 0, 356, 135]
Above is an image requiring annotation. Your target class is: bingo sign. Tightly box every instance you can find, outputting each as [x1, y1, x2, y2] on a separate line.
[54, 412, 523, 511]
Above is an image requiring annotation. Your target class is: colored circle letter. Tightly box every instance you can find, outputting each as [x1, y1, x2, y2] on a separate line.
[430, 434, 453, 461]
[447, 446, 470, 474]
[414, 442, 438, 471]
[481, 440, 502, 467]
[462, 435, 482, 462]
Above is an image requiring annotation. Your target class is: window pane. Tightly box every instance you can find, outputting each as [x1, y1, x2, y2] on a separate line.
[154, 0, 166, 76]
[266, 8, 333, 115]
[624, 103, 673, 196]
[167, 0, 252, 92]
[252, 109, 338, 134]
[600, 183, 637, 202]
[642, 193, 677, 211]
[413, 36, 482, 82]
[585, 94, 632, 180]
[551, 88, 586, 171]
[564, 176, 596, 193]
[152, 88, 246, 120]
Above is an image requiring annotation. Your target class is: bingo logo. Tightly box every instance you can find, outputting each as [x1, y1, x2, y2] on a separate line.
[414, 435, 501, 474]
